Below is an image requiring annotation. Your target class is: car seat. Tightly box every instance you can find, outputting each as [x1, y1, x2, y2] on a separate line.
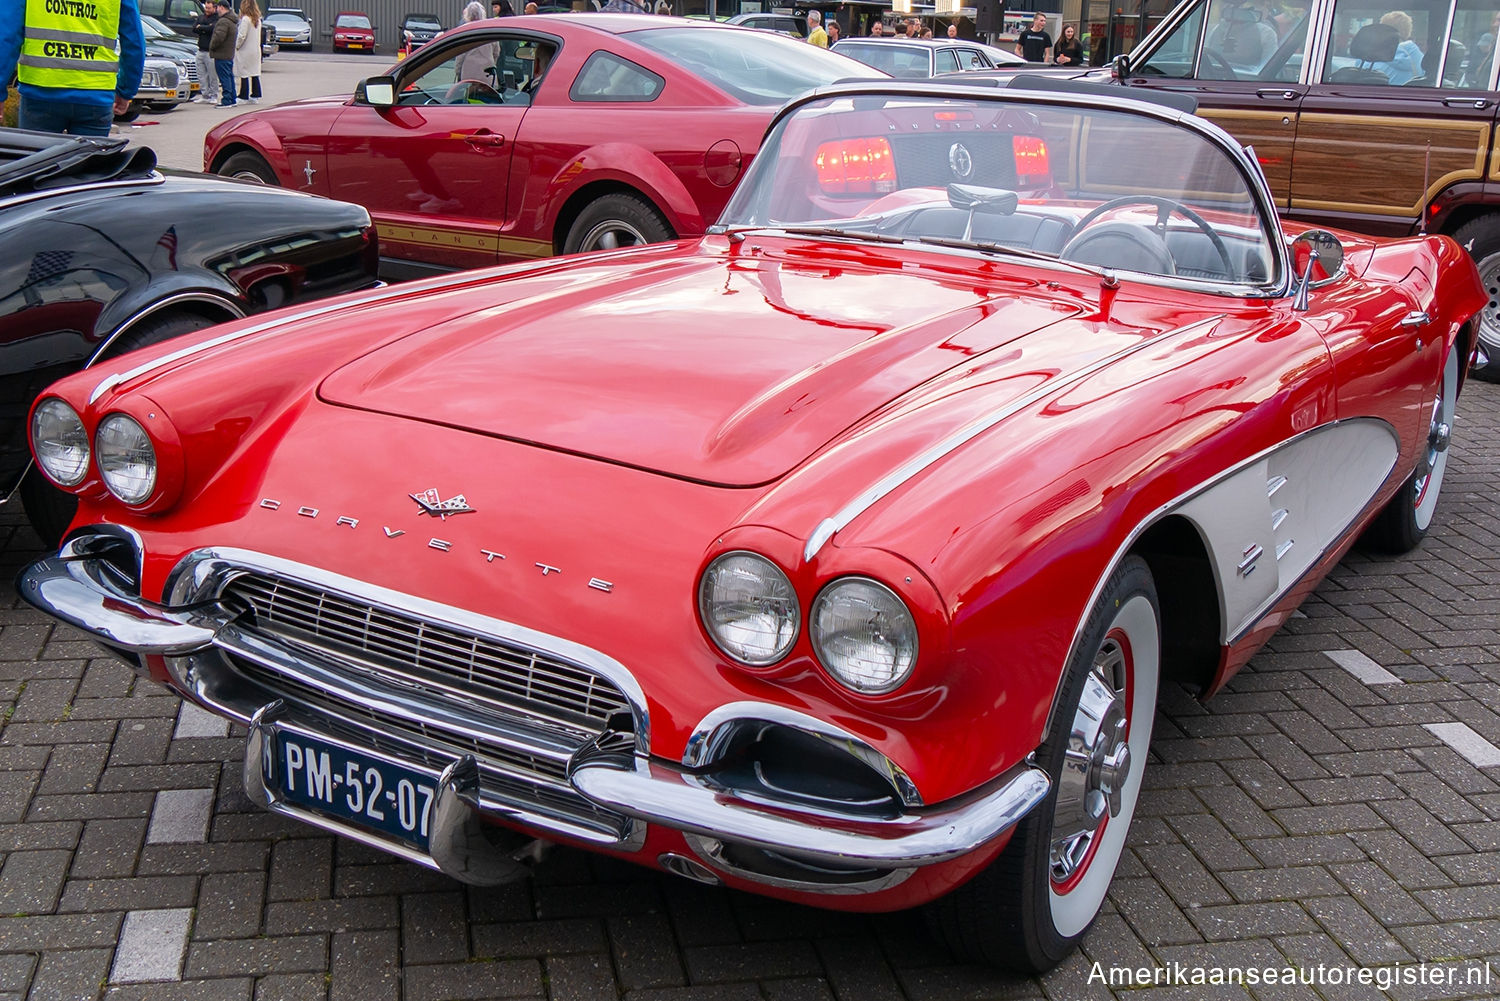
[1329, 22, 1397, 84]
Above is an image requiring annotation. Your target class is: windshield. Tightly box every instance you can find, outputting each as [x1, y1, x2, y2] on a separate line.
[267, 13, 303, 23]
[628, 27, 883, 104]
[720, 92, 1280, 291]
[406, 15, 441, 27]
[337, 14, 372, 28]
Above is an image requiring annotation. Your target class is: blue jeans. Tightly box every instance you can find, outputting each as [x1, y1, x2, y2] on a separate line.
[214, 59, 236, 104]
[19, 95, 114, 136]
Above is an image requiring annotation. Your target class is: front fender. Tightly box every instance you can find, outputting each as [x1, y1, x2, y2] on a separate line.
[535, 143, 705, 238]
[94, 276, 247, 348]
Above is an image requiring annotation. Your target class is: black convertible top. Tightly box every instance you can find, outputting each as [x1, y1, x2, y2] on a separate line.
[0, 127, 157, 198]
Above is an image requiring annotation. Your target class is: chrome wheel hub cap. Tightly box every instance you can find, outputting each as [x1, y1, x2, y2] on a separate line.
[1050, 639, 1131, 883]
[582, 221, 647, 253]
[1414, 390, 1448, 501]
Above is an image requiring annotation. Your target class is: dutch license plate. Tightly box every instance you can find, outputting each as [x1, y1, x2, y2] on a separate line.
[277, 732, 437, 851]
[164, 89, 177, 98]
[348, 42, 363, 48]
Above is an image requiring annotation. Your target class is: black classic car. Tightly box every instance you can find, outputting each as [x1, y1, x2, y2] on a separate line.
[0, 128, 379, 543]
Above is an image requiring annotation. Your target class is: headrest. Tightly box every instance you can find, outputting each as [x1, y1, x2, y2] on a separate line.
[1349, 22, 1399, 63]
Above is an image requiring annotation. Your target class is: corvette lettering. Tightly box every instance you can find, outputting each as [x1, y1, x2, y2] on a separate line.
[257, 498, 608, 592]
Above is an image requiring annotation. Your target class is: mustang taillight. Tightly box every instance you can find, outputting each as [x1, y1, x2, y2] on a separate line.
[814, 137, 896, 196]
[1012, 135, 1051, 188]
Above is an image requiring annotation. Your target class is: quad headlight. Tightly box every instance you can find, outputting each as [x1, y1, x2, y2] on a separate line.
[31, 399, 90, 486]
[698, 552, 800, 666]
[811, 577, 918, 693]
[95, 414, 157, 505]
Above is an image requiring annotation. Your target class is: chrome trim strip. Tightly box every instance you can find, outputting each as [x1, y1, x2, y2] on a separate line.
[0, 173, 165, 213]
[86, 292, 247, 368]
[86, 268, 495, 405]
[803, 315, 1226, 560]
[569, 753, 1049, 867]
[683, 702, 924, 808]
[1040, 415, 1400, 741]
[16, 553, 216, 654]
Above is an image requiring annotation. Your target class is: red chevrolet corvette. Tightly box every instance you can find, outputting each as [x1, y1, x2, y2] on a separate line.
[29, 82, 1484, 971]
[204, 15, 880, 277]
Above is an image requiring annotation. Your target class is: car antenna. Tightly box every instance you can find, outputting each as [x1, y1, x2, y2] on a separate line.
[1419, 141, 1431, 236]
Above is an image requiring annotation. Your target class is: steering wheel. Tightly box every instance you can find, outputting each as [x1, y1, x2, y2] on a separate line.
[443, 79, 504, 105]
[1064, 196, 1235, 279]
[1200, 48, 1239, 80]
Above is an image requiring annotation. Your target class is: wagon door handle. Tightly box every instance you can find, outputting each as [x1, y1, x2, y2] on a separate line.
[1400, 310, 1431, 327]
[1443, 97, 1490, 109]
[462, 130, 506, 148]
[1256, 88, 1301, 101]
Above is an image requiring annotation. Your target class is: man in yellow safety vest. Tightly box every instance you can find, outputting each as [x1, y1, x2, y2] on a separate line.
[0, 0, 146, 136]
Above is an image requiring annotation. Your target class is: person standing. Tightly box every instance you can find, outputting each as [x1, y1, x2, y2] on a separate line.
[233, 0, 262, 102]
[806, 9, 827, 47]
[869, 20, 882, 35]
[209, 0, 238, 106]
[826, 19, 839, 43]
[947, 23, 958, 38]
[192, 0, 220, 103]
[1015, 11, 1052, 62]
[1052, 22, 1083, 66]
[0, 0, 146, 135]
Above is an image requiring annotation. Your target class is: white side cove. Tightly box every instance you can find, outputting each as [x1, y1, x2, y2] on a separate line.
[1176, 419, 1400, 644]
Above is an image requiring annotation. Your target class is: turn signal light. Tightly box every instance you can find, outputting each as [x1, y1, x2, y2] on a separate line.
[814, 137, 896, 196]
[1012, 135, 1051, 187]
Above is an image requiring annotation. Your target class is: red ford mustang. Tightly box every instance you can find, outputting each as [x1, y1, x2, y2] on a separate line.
[204, 15, 880, 277]
[29, 82, 1483, 971]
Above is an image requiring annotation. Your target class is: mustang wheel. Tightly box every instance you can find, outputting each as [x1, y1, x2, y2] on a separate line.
[218, 151, 278, 185]
[1452, 216, 1500, 381]
[563, 193, 672, 255]
[20, 311, 217, 548]
[926, 556, 1159, 973]
[1365, 341, 1459, 553]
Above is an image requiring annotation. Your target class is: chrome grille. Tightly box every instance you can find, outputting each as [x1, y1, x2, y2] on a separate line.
[218, 570, 636, 841]
[225, 572, 630, 734]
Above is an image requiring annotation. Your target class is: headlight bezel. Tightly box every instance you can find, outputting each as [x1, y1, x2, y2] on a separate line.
[697, 550, 802, 667]
[31, 398, 91, 487]
[810, 575, 920, 695]
[95, 413, 159, 506]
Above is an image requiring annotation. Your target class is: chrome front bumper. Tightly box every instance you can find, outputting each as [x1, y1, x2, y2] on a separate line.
[18, 550, 1050, 885]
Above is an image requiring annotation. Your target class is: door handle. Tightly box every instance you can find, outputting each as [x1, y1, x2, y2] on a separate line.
[1399, 310, 1431, 327]
[1443, 97, 1491, 109]
[1256, 88, 1301, 100]
[462, 132, 506, 148]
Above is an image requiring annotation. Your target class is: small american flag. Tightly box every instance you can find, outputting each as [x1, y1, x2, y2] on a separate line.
[155, 225, 178, 269]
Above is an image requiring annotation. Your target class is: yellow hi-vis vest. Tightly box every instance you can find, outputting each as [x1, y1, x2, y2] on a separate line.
[18, 0, 122, 92]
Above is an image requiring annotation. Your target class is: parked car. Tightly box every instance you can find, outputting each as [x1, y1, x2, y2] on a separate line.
[116, 55, 193, 121]
[332, 10, 377, 52]
[263, 20, 280, 57]
[725, 11, 806, 36]
[399, 12, 443, 50]
[833, 36, 1011, 77]
[0, 127, 379, 544]
[21, 82, 1483, 972]
[204, 16, 882, 277]
[266, 8, 313, 48]
[137, 0, 207, 35]
[1050, 0, 1500, 378]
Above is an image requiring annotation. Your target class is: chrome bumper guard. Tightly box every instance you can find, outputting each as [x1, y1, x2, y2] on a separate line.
[569, 749, 1050, 869]
[18, 551, 1051, 880]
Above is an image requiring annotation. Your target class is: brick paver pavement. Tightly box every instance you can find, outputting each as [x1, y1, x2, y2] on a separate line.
[0, 380, 1496, 1001]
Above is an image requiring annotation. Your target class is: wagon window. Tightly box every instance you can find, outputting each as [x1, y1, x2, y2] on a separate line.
[1134, 0, 1311, 83]
[1320, 0, 1458, 87]
[1447, 0, 1500, 88]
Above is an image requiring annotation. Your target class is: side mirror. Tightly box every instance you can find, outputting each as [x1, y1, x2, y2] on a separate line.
[1110, 53, 1130, 79]
[360, 75, 396, 107]
[1290, 229, 1345, 310]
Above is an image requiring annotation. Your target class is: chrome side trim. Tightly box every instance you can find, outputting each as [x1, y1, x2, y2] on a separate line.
[804, 315, 1227, 560]
[683, 701, 923, 808]
[568, 753, 1049, 868]
[86, 292, 247, 368]
[1040, 415, 1401, 741]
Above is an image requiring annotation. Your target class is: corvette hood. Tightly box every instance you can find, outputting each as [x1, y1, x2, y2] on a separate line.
[319, 248, 1083, 486]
